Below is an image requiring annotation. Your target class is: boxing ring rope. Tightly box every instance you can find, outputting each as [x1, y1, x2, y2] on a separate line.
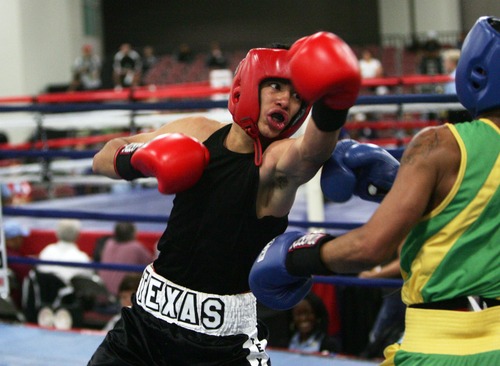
[6, 256, 403, 289]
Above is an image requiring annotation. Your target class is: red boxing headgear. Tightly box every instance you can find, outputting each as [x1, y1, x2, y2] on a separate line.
[228, 48, 311, 165]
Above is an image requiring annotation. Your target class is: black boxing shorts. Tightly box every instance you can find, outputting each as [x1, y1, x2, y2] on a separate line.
[88, 265, 271, 366]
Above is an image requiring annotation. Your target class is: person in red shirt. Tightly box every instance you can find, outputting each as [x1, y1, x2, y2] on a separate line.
[98, 222, 154, 296]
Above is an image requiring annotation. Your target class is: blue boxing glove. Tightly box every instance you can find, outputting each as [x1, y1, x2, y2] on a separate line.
[343, 143, 399, 202]
[321, 140, 399, 203]
[320, 139, 358, 202]
[249, 231, 334, 310]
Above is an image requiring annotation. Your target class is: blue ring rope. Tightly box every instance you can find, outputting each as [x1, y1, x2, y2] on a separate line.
[2, 206, 361, 229]
[7, 256, 403, 288]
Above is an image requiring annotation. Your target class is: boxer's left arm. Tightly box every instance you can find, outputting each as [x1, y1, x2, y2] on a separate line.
[252, 128, 444, 305]
[344, 143, 400, 202]
[321, 141, 400, 203]
[263, 32, 361, 187]
[93, 132, 155, 179]
[249, 231, 335, 310]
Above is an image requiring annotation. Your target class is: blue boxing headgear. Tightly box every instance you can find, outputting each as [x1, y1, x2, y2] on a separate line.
[455, 16, 500, 117]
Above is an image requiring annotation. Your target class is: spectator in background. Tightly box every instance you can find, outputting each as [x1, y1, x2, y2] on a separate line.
[206, 41, 228, 70]
[92, 233, 111, 263]
[141, 45, 158, 85]
[358, 243, 405, 359]
[288, 292, 341, 354]
[3, 220, 31, 308]
[419, 30, 443, 75]
[1, 183, 12, 206]
[0, 131, 8, 144]
[442, 49, 461, 94]
[37, 219, 93, 283]
[103, 273, 142, 332]
[442, 48, 469, 123]
[98, 222, 154, 296]
[176, 43, 194, 63]
[359, 49, 387, 95]
[359, 49, 383, 79]
[406, 34, 421, 54]
[112, 43, 142, 90]
[68, 44, 102, 91]
[418, 31, 444, 94]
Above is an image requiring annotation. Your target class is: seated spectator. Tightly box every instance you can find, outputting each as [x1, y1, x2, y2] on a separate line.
[358, 243, 405, 359]
[418, 31, 443, 94]
[442, 49, 461, 94]
[206, 41, 228, 70]
[1, 183, 12, 205]
[3, 220, 31, 308]
[419, 31, 443, 74]
[112, 43, 142, 89]
[68, 44, 102, 91]
[103, 273, 142, 332]
[406, 34, 421, 53]
[359, 49, 387, 95]
[359, 49, 383, 79]
[288, 292, 341, 354]
[176, 43, 194, 63]
[441, 49, 468, 123]
[257, 302, 293, 348]
[37, 219, 93, 283]
[0, 130, 8, 144]
[98, 222, 154, 296]
[141, 45, 158, 85]
[92, 234, 111, 263]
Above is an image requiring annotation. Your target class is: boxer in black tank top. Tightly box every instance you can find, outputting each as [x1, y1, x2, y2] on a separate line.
[90, 32, 361, 365]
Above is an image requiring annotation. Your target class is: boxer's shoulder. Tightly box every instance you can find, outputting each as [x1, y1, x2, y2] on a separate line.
[157, 116, 224, 142]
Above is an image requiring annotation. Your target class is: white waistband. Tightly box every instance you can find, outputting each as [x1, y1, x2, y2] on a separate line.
[135, 265, 257, 337]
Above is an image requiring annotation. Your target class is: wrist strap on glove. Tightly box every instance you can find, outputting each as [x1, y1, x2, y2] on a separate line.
[311, 101, 348, 132]
[114, 143, 146, 180]
[285, 232, 336, 276]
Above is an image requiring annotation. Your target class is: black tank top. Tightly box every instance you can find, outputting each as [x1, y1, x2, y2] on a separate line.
[154, 124, 288, 294]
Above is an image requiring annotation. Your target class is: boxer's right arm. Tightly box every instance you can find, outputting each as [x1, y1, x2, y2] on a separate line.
[249, 231, 335, 310]
[270, 32, 362, 184]
[288, 32, 361, 133]
[93, 135, 148, 179]
[320, 139, 358, 202]
[321, 140, 400, 203]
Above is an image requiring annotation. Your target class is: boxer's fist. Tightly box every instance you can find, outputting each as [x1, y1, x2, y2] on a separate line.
[343, 143, 399, 202]
[114, 133, 210, 194]
[249, 232, 312, 310]
[321, 139, 358, 202]
[321, 140, 399, 203]
[249, 231, 334, 310]
[288, 32, 361, 110]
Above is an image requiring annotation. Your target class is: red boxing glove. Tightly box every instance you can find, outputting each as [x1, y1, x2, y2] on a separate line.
[114, 133, 210, 195]
[288, 31, 361, 109]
